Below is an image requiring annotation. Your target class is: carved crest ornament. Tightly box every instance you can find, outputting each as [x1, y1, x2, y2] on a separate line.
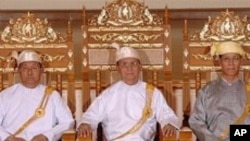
[0, 13, 73, 72]
[82, 0, 170, 70]
[85, 0, 167, 43]
[88, 0, 163, 26]
[1, 12, 65, 44]
[190, 10, 250, 61]
[191, 9, 250, 42]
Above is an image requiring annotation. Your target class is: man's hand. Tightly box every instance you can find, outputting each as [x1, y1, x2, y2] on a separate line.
[77, 123, 92, 137]
[5, 136, 26, 141]
[31, 134, 48, 141]
[162, 124, 177, 137]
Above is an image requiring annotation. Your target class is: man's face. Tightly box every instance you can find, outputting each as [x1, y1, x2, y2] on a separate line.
[18, 61, 43, 88]
[117, 58, 141, 85]
[219, 53, 242, 81]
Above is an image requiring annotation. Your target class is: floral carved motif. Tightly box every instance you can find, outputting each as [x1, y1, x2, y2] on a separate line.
[190, 9, 250, 41]
[1, 12, 65, 44]
[88, 0, 163, 26]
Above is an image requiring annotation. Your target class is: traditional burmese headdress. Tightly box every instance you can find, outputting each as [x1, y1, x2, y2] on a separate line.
[210, 41, 245, 57]
[11, 50, 42, 67]
[110, 42, 140, 62]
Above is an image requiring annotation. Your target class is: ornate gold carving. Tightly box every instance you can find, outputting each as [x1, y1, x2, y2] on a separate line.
[82, 46, 87, 54]
[89, 65, 114, 70]
[0, 52, 16, 68]
[82, 58, 87, 67]
[165, 58, 170, 66]
[0, 67, 68, 73]
[192, 41, 250, 61]
[88, 26, 163, 32]
[184, 61, 189, 70]
[164, 45, 169, 53]
[192, 54, 213, 61]
[45, 68, 68, 72]
[183, 48, 188, 57]
[82, 31, 87, 39]
[68, 49, 73, 58]
[0, 44, 67, 49]
[40, 54, 64, 62]
[190, 9, 250, 41]
[89, 65, 163, 70]
[87, 42, 165, 51]
[188, 10, 250, 61]
[1, 51, 65, 69]
[88, 0, 163, 26]
[90, 33, 161, 42]
[0, 12, 66, 44]
[68, 61, 73, 70]
[190, 66, 220, 71]
[0, 68, 15, 72]
[189, 42, 212, 47]
[88, 43, 163, 48]
[188, 64, 250, 71]
[164, 29, 169, 38]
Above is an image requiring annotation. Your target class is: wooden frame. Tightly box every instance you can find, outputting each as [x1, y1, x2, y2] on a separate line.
[80, 0, 182, 140]
[82, 0, 172, 111]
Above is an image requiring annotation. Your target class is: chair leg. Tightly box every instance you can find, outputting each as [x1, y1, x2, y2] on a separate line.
[154, 122, 161, 141]
[97, 122, 103, 141]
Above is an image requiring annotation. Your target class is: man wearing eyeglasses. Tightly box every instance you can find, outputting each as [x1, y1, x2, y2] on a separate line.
[189, 41, 250, 141]
[0, 50, 74, 141]
[77, 43, 178, 141]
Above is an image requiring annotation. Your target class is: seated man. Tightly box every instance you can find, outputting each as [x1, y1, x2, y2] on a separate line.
[77, 43, 178, 140]
[189, 41, 250, 141]
[0, 50, 74, 141]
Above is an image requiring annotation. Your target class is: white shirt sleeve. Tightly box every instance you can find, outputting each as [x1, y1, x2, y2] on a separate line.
[0, 98, 11, 141]
[40, 91, 75, 141]
[153, 88, 179, 129]
[77, 90, 107, 130]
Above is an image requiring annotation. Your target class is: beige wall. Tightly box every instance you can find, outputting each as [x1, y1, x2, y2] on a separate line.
[1, 0, 250, 10]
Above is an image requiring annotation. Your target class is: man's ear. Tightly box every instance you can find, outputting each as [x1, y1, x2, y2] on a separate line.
[213, 56, 220, 66]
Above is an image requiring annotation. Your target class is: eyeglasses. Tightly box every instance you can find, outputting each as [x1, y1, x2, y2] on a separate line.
[118, 61, 140, 68]
[220, 56, 241, 63]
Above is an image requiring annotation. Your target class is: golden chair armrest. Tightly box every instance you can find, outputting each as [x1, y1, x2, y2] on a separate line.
[162, 130, 193, 141]
[77, 135, 92, 141]
[162, 133, 177, 141]
[179, 130, 193, 141]
[61, 129, 76, 141]
[61, 129, 92, 141]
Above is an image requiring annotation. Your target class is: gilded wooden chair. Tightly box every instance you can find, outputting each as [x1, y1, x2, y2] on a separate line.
[182, 9, 250, 140]
[82, 0, 173, 112]
[80, 0, 184, 140]
[0, 12, 76, 141]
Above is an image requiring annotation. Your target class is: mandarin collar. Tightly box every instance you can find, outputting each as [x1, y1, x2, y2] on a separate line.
[120, 80, 141, 88]
[20, 83, 41, 93]
[220, 77, 241, 87]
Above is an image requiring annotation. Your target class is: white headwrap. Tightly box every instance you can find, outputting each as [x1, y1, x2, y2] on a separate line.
[16, 50, 42, 66]
[110, 43, 140, 62]
[210, 41, 245, 57]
